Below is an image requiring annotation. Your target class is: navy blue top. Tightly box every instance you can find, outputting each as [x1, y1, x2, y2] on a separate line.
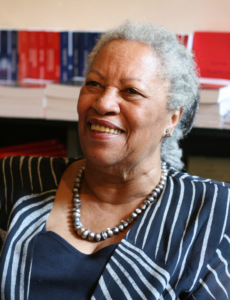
[29, 226, 117, 300]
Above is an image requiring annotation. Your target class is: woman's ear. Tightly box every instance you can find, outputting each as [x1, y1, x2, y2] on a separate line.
[165, 108, 183, 137]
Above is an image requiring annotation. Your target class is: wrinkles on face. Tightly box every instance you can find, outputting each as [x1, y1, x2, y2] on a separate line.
[77, 40, 171, 175]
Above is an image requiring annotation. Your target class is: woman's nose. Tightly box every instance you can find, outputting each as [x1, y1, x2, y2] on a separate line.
[92, 87, 121, 115]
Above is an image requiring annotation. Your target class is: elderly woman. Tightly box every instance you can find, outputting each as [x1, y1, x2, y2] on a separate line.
[0, 21, 230, 300]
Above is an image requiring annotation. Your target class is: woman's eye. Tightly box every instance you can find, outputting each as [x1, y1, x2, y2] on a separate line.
[125, 88, 141, 95]
[86, 80, 100, 87]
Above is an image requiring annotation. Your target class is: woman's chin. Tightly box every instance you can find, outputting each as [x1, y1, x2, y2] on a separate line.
[83, 149, 120, 167]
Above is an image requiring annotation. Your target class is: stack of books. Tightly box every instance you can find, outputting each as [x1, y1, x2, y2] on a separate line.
[44, 82, 82, 121]
[192, 31, 230, 89]
[1, 28, 230, 127]
[0, 139, 67, 158]
[195, 86, 230, 129]
[0, 82, 82, 120]
[0, 84, 44, 118]
[0, 29, 102, 86]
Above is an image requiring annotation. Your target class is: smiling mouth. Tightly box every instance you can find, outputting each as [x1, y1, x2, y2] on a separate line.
[90, 124, 122, 135]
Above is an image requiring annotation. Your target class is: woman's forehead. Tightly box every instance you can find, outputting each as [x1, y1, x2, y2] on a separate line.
[91, 39, 161, 75]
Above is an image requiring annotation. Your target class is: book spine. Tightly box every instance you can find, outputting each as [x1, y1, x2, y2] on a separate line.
[78, 32, 91, 77]
[0, 139, 63, 152]
[60, 31, 68, 82]
[0, 30, 8, 81]
[45, 31, 60, 82]
[0, 139, 67, 158]
[28, 31, 39, 79]
[38, 31, 46, 80]
[1, 30, 18, 83]
[6, 30, 12, 81]
[11, 30, 18, 81]
[193, 31, 230, 81]
[18, 30, 29, 83]
[67, 31, 73, 80]
[176, 34, 188, 46]
[73, 31, 80, 78]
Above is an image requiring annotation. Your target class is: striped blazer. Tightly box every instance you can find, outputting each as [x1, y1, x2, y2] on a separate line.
[0, 156, 230, 299]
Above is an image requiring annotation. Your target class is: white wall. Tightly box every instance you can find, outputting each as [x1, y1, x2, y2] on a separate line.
[1, 0, 230, 33]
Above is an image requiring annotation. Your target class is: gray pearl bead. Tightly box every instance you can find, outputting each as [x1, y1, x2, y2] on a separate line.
[127, 217, 133, 224]
[112, 227, 119, 234]
[121, 220, 129, 228]
[95, 233, 102, 242]
[118, 224, 124, 231]
[107, 228, 114, 237]
[74, 225, 82, 233]
[144, 200, 151, 206]
[73, 198, 81, 203]
[131, 212, 138, 219]
[147, 196, 154, 202]
[151, 191, 158, 198]
[155, 187, 161, 193]
[140, 204, 147, 211]
[77, 227, 85, 236]
[88, 232, 95, 241]
[72, 211, 81, 218]
[135, 208, 142, 215]
[81, 229, 90, 239]
[74, 222, 82, 229]
[101, 231, 108, 240]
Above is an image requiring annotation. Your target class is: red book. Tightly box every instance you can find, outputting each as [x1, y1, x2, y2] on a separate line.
[38, 31, 46, 80]
[193, 31, 230, 81]
[0, 139, 61, 153]
[177, 34, 188, 47]
[45, 31, 60, 82]
[18, 31, 29, 82]
[176, 33, 193, 51]
[0, 139, 67, 158]
[28, 31, 39, 79]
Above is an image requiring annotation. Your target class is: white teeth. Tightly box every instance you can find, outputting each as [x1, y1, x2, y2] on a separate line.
[91, 124, 121, 135]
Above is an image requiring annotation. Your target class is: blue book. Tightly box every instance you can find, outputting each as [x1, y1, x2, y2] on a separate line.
[73, 32, 80, 78]
[60, 31, 74, 82]
[72, 31, 101, 80]
[67, 31, 73, 80]
[7, 30, 18, 81]
[78, 32, 91, 77]
[0, 30, 7, 81]
[60, 31, 68, 82]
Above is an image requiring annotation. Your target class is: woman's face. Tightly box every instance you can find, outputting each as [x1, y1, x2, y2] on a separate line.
[77, 39, 178, 169]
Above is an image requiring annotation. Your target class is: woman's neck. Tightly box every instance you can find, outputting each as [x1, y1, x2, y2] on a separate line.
[82, 158, 163, 206]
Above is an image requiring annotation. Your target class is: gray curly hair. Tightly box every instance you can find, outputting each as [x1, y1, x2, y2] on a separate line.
[86, 20, 199, 170]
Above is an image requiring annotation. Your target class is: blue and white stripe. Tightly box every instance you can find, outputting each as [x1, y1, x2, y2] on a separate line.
[0, 156, 230, 299]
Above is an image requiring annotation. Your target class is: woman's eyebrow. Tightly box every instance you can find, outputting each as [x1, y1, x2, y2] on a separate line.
[121, 77, 143, 84]
[88, 69, 105, 80]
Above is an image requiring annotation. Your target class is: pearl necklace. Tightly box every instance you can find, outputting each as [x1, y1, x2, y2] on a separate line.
[72, 162, 168, 242]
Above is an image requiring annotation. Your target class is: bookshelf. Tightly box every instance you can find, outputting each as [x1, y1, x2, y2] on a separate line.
[0, 117, 82, 158]
[1, 23, 230, 180]
[1, 113, 230, 165]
